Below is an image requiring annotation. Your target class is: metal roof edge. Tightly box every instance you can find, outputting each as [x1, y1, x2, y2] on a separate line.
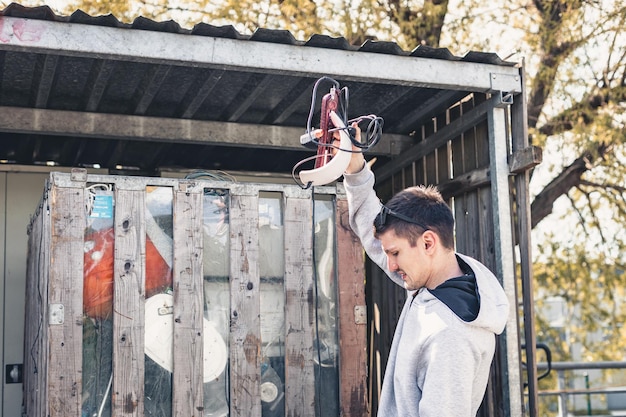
[1, 3, 517, 66]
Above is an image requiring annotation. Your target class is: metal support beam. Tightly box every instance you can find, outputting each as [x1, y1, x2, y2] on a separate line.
[0, 16, 522, 93]
[511, 64, 540, 417]
[487, 95, 524, 417]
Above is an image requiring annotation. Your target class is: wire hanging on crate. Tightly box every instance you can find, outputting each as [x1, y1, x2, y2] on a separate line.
[292, 76, 384, 188]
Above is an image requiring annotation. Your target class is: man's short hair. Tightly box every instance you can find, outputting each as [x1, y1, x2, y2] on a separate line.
[374, 185, 455, 249]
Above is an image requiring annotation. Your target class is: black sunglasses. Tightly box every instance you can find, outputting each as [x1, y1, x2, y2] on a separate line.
[376, 205, 428, 230]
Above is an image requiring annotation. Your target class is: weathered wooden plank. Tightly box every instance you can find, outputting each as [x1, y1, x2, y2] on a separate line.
[510, 145, 542, 174]
[48, 184, 85, 416]
[424, 119, 437, 185]
[402, 165, 412, 189]
[439, 167, 491, 200]
[376, 97, 494, 181]
[462, 192, 481, 260]
[336, 198, 368, 417]
[453, 102, 478, 256]
[284, 194, 315, 417]
[25, 191, 50, 417]
[112, 188, 146, 416]
[452, 99, 480, 255]
[413, 130, 426, 187]
[474, 95, 490, 170]
[462, 99, 479, 173]
[229, 190, 261, 417]
[39, 212, 50, 417]
[453, 193, 469, 255]
[172, 183, 205, 416]
[25, 172, 367, 417]
[24, 207, 38, 417]
[450, 102, 464, 174]
[436, 111, 450, 184]
[478, 186, 496, 271]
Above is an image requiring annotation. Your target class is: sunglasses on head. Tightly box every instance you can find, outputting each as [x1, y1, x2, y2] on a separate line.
[376, 204, 428, 230]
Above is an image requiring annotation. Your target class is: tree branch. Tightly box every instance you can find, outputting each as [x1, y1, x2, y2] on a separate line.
[385, 0, 449, 48]
[565, 191, 589, 236]
[530, 142, 611, 228]
[579, 179, 626, 193]
[538, 85, 626, 136]
[576, 184, 607, 243]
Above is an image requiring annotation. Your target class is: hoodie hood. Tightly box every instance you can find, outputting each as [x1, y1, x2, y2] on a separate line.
[455, 253, 509, 335]
[428, 256, 480, 322]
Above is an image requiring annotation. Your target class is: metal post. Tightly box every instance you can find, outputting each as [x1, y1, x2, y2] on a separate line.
[585, 373, 591, 415]
[487, 93, 523, 417]
[557, 370, 568, 417]
[510, 63, 540, 417]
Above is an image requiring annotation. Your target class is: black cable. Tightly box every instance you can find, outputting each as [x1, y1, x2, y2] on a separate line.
[303, 76, 384, 153]
[293, 77, 384, 189]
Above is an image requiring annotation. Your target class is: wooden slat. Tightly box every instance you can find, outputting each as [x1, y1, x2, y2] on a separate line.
[283, 194, 315, 417]
[478, 186, 496, 271]
[24, 172, 368, 417]
[424, 119, 437, 184]
[436, 111, 450, 184]
[336, 198, 368, 416]
[510, 145, 542, 174]
[450, 102, 464, 174]
[457, 192, 481, 260]
[229, 190, 261, 417]
[453, 99, 481, 256]
[474, 95, 490, 170]
[401, 165, 412, 189]
[112, 188, 146, 416]
[24, 208, 37, 417]
[172, 183, 204, 415]
[25, 194, 50, 417]
[439, 167, 491, 200]
[462, 98, 479, 172]
[414, 128, 426, 186]
[453, 193, 469, 255]
[376, 97, 494, 182]
[47, 184, 85, 416]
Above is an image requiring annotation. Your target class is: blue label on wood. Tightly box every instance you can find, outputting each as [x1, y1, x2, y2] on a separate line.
[90, 194, 113, 218]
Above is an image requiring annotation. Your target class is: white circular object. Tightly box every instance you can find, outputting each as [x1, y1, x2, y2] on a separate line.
[260, 381, 279, 403]
[145, 293, 228, 382]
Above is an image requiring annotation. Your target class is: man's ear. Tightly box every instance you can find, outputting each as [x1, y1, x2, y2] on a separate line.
[422, 230, 437, 252]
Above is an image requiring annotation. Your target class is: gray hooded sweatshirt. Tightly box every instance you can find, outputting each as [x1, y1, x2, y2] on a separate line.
[343, 164, 510, 417]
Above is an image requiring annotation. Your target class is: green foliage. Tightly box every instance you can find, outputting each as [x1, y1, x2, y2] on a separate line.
[384, 0, 450, 48]
[534, 239, 626, 362]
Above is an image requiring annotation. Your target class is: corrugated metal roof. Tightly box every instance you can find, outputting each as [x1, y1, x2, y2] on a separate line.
[0, 3, 520, 176]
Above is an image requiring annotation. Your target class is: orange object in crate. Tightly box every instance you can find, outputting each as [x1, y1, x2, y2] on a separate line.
[83, 228, 172, 319]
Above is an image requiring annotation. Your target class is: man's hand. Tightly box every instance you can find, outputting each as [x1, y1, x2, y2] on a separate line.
[332, 123, 366, 174]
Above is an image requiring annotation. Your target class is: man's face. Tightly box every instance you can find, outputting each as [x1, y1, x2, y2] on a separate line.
[378, 228, 431, 291]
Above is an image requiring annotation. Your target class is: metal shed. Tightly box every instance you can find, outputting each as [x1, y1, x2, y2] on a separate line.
[0, 3, 540, 416]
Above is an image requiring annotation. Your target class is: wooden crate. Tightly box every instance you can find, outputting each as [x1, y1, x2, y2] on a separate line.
[24, 169, 367, 417]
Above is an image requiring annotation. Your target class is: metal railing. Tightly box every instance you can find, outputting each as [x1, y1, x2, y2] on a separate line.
[535, 361, 626, 417]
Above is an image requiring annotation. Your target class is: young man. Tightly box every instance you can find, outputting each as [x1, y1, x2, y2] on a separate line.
[341, 126, 510, 417]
